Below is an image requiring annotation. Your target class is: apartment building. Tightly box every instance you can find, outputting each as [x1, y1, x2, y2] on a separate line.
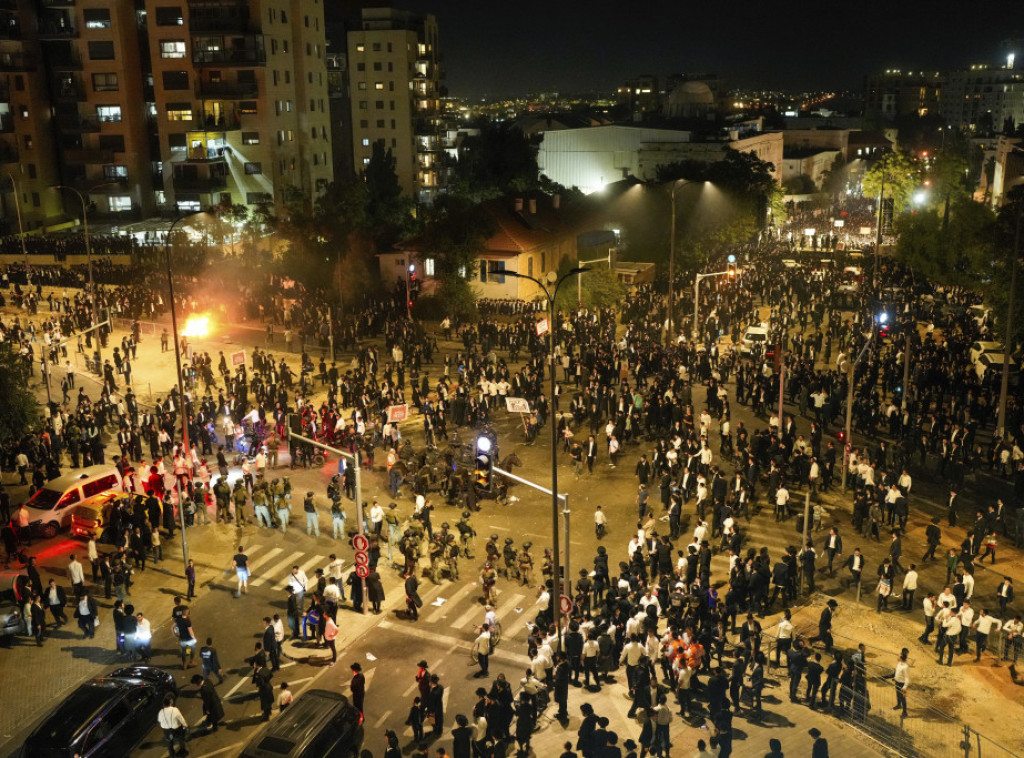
[942, 65, 1024, 132]
[347, 7, 443, 204]
[0, 0, 332, 234]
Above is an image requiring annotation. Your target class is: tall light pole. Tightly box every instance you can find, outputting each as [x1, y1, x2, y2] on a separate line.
[666, 180, 702, 346]
[1, 171, 28, 268]
[54, 182, 119, 362]
[996, 203, 1023, 437]
[505, 266, 587, 649]
[873, 172, 886, 289]
[165, 211, 207, 570]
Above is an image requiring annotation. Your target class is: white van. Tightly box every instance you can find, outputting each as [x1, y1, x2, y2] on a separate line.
[24, 465, 124, 538]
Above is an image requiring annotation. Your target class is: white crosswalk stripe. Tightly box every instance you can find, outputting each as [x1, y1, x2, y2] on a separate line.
[424, 580, 478, 624]
[250, 550, 305, 586]
[243, 546, 282, 575]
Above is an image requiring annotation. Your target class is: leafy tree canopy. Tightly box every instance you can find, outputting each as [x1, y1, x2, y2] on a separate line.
[862, 148, 922, 213]
[0, 345, 40, 441]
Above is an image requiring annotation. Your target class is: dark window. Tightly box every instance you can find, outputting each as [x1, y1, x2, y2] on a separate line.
[92, 73, 118, 92]
[88, 41, 115, 60]
[154, 6, 183, 26]
[238, 101, 257, 114]
[98, 134, 125, 152]
[488, 261, 505, 284]
[246, 192, 271, 204]
[162, 71, 189, 90]
[167, 133, 187, 149]
[31, 192, 39, 207]
[244, 162, 262, 175]
[241, 132, 259, 145]
[237, 69, 256, 83]
[14, 75, 23, 91]
[83, 701, 131, 752]
[27, 164, 36, 179]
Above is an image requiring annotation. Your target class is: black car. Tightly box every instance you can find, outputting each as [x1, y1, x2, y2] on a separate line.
[240, 689, 364, 758]
[21, 666, 176, 757]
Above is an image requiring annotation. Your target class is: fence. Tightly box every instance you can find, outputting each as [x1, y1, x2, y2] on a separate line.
[760, 625, 1023, 758]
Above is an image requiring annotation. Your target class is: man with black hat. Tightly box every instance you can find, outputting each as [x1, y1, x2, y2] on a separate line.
[350, 662, 365, 713]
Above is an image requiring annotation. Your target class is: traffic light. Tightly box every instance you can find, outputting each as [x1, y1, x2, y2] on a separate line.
[728, 262, 736, 280]
[474, 436, 493, 492]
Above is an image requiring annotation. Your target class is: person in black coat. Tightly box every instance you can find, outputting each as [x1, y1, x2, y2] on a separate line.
[191, 674, 224, 732]
[552, 653, 570, 720]
[426, 674, 444, 735]
[350, 662, 366, 714]
[404, 571, 422, 620]
[451, 714, 472, 758]
[346, 570, 363, 612]
[365, 569, 384, 613]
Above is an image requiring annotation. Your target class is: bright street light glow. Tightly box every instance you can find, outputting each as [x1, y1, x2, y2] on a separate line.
[727, 254, 736, 263]
[879, 312, 889, 324]
[476, 436, 492, 453]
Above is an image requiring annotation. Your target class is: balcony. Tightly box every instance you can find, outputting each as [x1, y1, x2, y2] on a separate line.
[195, 79, 258, 99]
[61, 117, 100, 133]
[0, 144, 18, 163]
[64, 149, 115, 164]
[192, 47, 265, 67]
[44, 50, 82, 69]
[0, 116, 12, 133]
[172, 173, 227, 192]
[0, 21, 21, 40]
[37, 22, 78, 39]
[0, 52, 33, 71]
[188, 12, 258, 34]
[182, 146, 229, 162]
[53, 79, 85, 101]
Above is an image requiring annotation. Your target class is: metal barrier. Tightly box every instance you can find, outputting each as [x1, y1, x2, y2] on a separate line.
[759, 628, 1023, 758]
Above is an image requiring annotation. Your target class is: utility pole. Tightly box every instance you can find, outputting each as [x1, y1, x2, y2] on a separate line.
[996, 205, 1023, 437]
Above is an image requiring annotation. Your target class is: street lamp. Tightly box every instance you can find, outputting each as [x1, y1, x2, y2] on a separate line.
[666, 179, 703, 346]
[504, 266, 587, 649]
[164, 211, 210, 570]
[692, 255, 737, 344]
[1, 171, 28, 268]
[996, 203, 1024, 436]
[406, 263, 415, 319]
[53, 182, 120, 364]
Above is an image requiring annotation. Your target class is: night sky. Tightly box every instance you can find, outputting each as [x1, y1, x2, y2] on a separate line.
[391, 0, 1021, 98]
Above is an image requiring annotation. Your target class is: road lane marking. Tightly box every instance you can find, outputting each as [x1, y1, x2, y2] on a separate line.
[424, 581, 477, 623]
[250, 550, 304, 586]
[275, 554, 328, 591]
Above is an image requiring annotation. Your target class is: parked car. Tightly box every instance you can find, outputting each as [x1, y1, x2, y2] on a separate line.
[0, 571, 29, 646]
[970, 340, 1005, 366]
[20, 666, 176, 757]
[23, 466, 123, 538]
[239, 689, 364, 758]
[740, 325, 770, 356]
[975, 353, 1020, 385]
[70, 492, 147, 541]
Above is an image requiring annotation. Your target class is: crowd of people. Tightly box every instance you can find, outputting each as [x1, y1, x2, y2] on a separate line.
[2, 204, 1023, 755]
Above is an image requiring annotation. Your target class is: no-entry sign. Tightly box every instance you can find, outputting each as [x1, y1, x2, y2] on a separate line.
[231, 350, 246, 366]
[559, 594, 573, 615]
[535, 318, 549, 336]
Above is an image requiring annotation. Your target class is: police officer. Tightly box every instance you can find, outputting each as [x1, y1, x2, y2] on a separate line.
[213, 477, 231, 523]
[485, 534, 500, 566]
[445, 534, 460, 580]
[457, 511, 476, 559]
[303, 491, 320, 537]
[503, 538, 519, 581]
[518, 542, 534, 587]
[231, 481, 248, 525]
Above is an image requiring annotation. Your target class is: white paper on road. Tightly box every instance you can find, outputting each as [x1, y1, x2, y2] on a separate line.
[366, 653, 377, 661]
[432, 597, 447, 607]
[514, 607, 523, 614]
[659, 515, 670, 521]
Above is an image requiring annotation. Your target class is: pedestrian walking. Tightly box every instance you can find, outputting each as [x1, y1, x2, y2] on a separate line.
[231, 545, 249, 596]
[350, 662, 366, 714]
[157, 694, 188, 757]
[892, 648, 909, 717]
[191, 674, 225, 733]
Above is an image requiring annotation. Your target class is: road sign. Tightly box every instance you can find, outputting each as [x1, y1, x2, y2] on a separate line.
[386, 404, 409, 423]
[354, 551, 369, 566]
[559, 594, 573, 615]
[535, 317, 549, 336]
[355, 564, 369, 578]
[352, 534, 369, 551]
[231, 350, 246, 366]
[504, 397, 531, 414]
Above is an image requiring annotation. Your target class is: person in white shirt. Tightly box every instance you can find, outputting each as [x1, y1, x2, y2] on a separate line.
[775, 610, 794, 666]
[158, 694, 188, 755]
[67, 555, 85, 597]
[594, 506, 607, 538]
[369, 500, 385, 536]
[956, 601, 975, 654]
[901, 564, 919, 611]
[918, 592, 937, 644]
[962, 570, 975, 601]
[972, 609, 1002, 661]
[1002, 615, 1023, 663]
[774, 485, 790, 521]
[893, 648, 910, 717]
[288, 566, 308, 607]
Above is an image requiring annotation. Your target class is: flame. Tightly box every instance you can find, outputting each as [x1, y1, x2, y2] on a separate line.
[182, 314, 211, 338]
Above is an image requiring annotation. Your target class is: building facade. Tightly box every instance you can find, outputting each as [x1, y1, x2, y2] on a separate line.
[941, 65, 1024, 132]
[864, 70, 943, 121]
[0, 0, 332, 233]
[346, 7, 443, 204]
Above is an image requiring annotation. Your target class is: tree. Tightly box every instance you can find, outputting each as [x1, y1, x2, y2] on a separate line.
[419, 195, 496, 319]
[928, 150, 970, 230]
[862, 149, 921, 214]
[553, 256, 626, 311]
[893, 196, 996, 288]
[0, 344, 40, 441]
[820, 154, 848, 197]
[449, 120, 542, 201]
[363, 141, 417, 251]
[783, 174, 817, 195]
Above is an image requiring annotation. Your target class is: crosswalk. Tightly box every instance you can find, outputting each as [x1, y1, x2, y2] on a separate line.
[214, 543, 346, 591]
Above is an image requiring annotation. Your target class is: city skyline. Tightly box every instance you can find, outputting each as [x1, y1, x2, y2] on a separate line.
[394, 0, 1021, 98]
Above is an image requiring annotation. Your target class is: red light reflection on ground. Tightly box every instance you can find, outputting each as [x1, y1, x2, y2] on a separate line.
[27, 539, 79, 563]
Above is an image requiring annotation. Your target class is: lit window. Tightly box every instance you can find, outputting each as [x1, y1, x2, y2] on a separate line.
[362, 157, 370, 165]
[362, 138, 369, 146]
[84, 9, 111, 29]
[92, 73, 118, 92]
[103, 165, 127, 179]
[160, 40, 187, 59]
[166, 104, 192, 121]
[242, 132, 260, 145]
[108, 195, 132, 212]
[96, 105, 122, 122]
[375, 82, 383, 90]
[355, 44, 364, 52]
[424, 258, 435, 277]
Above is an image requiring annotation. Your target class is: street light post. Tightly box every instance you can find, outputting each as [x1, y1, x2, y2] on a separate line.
[406, 264, 415, 320]
[164, 212, 203, 570]
[54, 183, 119, 363]
[692, 265, 733, 343]
[1, 172, 28, 268]
[996, 205, 1023, 436]
[874, 173, 886, 289]
[505, 267, 587, 649]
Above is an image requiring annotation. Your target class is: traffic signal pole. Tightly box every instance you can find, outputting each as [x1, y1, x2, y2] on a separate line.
[288, 431, 366, 615]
